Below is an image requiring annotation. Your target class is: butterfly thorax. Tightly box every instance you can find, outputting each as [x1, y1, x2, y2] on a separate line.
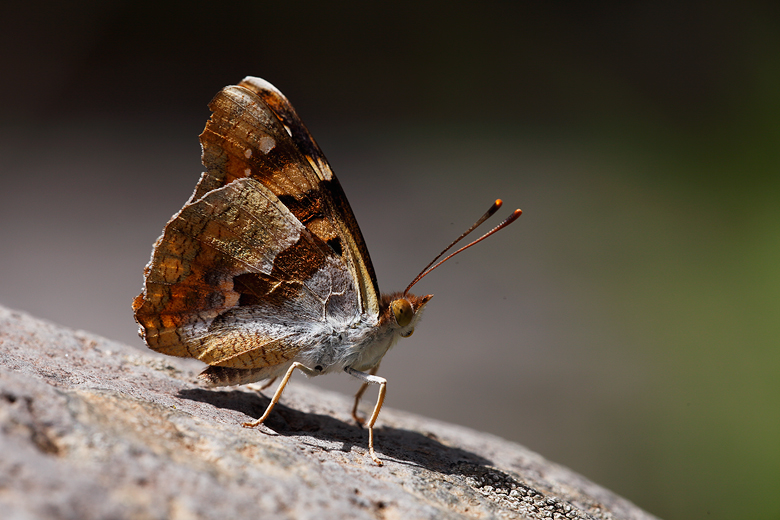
[296, 292, 432, 374]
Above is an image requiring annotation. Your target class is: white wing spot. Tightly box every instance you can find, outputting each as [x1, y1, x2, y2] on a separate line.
[244, 168, 251, 176]
[244, 148, 252, 159]
[258, 136, 276, 154]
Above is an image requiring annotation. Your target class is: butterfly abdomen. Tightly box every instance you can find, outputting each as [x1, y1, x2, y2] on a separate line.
[199, 364, 284, 387]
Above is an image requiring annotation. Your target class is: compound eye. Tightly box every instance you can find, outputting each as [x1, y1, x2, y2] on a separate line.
[391, 298, 414, 328]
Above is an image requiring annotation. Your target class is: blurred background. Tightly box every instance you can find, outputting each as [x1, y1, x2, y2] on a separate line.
[1, 2, 778, 518]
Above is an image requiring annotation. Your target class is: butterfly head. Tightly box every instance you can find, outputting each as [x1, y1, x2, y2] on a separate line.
[385, 293, 433, 338]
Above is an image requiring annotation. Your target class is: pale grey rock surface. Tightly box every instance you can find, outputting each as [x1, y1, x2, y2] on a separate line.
[0, 305, 660, 520]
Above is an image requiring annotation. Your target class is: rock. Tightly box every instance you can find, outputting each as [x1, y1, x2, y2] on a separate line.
[0, 305, 659, 520]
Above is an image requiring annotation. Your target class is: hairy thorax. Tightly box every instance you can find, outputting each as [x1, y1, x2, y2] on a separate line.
[295, 313, 398, 374]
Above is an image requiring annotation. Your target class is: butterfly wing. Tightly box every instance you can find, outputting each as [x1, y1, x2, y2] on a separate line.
[195, 77, 379, 316]
[134, 78, 380, 371]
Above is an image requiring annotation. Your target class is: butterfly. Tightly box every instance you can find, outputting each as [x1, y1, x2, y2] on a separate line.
[133, 77, 521, 465]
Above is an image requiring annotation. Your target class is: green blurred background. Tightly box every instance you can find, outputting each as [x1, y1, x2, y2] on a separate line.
[1, 2, 778, 518]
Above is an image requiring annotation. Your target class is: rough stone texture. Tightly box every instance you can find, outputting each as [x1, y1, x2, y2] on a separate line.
[0, 305, 659, 520]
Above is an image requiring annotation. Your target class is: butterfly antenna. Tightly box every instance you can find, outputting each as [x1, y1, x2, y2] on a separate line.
[412, 199, 503, 281]
[404, 200, 522, 295]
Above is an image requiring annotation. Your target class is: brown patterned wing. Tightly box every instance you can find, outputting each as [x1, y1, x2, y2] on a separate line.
[133, 178, 360, 369]
[194, 77, 379, 316]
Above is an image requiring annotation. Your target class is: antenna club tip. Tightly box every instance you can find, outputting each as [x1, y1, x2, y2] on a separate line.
[494, 199, 503, 207]
[503, 209, 522, 225]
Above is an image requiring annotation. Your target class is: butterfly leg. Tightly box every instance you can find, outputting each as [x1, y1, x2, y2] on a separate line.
[345, 366, 387, 466]
[246, 376, 277, 393]
[258, 376, 277, 391]
[351, 364, 380, 427]
[243, 362, 318, 428]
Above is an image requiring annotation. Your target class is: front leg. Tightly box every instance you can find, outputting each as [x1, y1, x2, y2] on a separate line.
[351, 363, 380, 426]
[345, 366, 387, 466]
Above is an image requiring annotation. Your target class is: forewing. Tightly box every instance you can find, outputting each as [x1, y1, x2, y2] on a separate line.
[133, 178, 359, 369]
[195, 77, 380, 316]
